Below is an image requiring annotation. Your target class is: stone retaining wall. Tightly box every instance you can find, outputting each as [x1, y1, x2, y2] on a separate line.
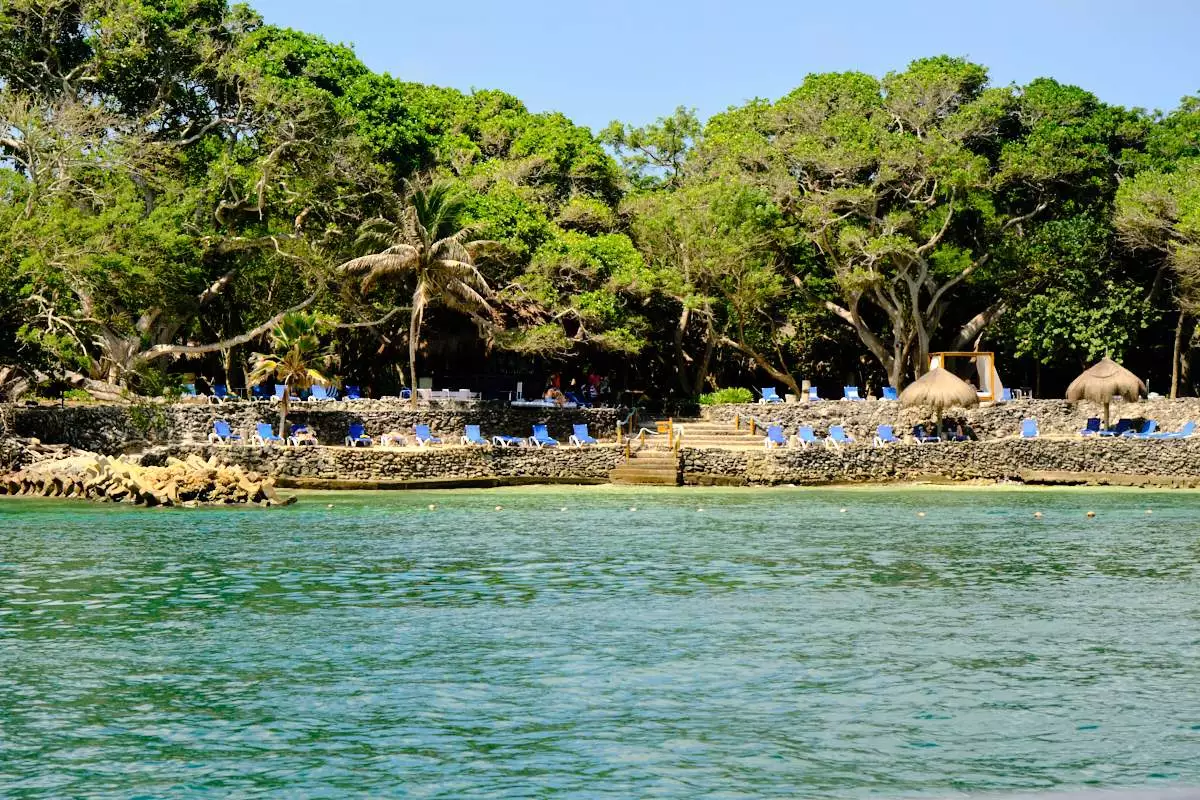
[147, 443, 625, 484]
[682, 439, 1200, 485]
[11, 403, 621, 454]
[703, 399, 1200, 440]
[0, 404, 17, 470]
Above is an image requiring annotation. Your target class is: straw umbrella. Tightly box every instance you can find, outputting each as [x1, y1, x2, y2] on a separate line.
[899, 368, 980, 438]
[1065, 357, 1146, 427]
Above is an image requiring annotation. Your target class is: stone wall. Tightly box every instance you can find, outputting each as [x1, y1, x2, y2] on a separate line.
[702, 398, 1200, 440]
[146, 443, 624, 484]
[12, 402, 622, 454]
[682, 438, 1200, 486]
[0, 403, 17, 470]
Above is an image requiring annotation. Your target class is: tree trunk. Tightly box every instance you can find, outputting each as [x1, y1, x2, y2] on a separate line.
[408, 289, 426, 409]
[673, 305, 692, 395]
[1171, 310, 1186, 399]
[278, 382, 290, 436]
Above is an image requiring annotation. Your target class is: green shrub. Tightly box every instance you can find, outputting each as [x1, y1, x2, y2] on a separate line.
[62, 388, 92, 402]
[699, 387, 754, 405]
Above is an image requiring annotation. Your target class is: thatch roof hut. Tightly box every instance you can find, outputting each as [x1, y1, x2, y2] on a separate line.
[1065, 357, 1146, 426]
[899, 368, 979, 437]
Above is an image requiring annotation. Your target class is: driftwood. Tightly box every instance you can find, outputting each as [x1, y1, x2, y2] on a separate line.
[1, 449, 293, 507]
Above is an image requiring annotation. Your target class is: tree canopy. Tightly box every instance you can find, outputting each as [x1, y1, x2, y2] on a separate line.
[1, 1, 1196, 404]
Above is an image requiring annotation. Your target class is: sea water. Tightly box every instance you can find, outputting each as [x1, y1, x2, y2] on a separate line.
[2, 486, 1199, 798]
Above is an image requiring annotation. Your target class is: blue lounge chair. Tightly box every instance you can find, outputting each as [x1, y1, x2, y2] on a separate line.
[1124, 420, 1158, 439]
[825, 425, 855, 450]
[342, 385, 362, 401]
[569, 424, 598, 447]
[251, 385, 270, 402]
[760, 387, 784, 404]
[529, 424, 559, 448]
[1020, 419, 1039, 439]
[565, 391, 592, 408]
[1151, 421, 1196, 439]
[1079, 417, 1101, 436]
[1098, 418, 1132, 437]
[874, 424, 900, 446]
[794, 426, 819, 448]
[208, 420, 242, 444]
[807, 386, 821, 402]
[273, 384, 298, 402]
[414, 424, 441, 447]
[1000, 388, 1014, 402]
[254, 422, 283, 446]
[344, 422, 373, 447]
[208, 384, 233, 404]
[913, 425, 940, 444]
[843, 386, 864, 401]
[492, 434, 524, 447]
[307, 385, 334, 402]
[882, 386, 899, 401]
[183, 383, 198, 398]
[289, 424, 317, 446]
[763, 424, 787, 449]
[462, 424, 489, 446]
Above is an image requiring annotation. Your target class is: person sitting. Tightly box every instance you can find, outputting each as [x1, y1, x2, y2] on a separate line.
[543, 387, 567, 406]
[380, 430, 409, 447]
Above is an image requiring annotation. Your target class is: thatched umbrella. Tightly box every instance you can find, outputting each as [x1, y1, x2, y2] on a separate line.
[1065, 357, 1146, 427]
[899, 368, 980, 438]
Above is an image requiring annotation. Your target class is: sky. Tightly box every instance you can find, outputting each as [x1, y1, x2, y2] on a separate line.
[248, 0, 1200, 130]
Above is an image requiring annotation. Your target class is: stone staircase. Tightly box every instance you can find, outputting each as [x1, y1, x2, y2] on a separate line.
[609, 446, 680, 486]
[672, 417, 764, 449]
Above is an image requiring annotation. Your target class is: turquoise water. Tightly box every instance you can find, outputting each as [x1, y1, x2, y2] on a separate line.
[2, 486, 1200, 798]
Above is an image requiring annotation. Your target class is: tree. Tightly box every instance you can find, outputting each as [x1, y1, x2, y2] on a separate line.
[601, 106, 701, 189]
[247, 312, 330, 434]
[338, 182, 498, 406]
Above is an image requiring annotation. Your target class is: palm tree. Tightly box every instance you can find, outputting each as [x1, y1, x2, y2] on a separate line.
[337, 181, 497, 406]
[248, 313, 330, 435]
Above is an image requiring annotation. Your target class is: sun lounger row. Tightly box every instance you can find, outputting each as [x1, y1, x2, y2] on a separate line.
[1076, 417, 1195, 439]
[208, 421, 601, 448]
[759, 385, 897, 403]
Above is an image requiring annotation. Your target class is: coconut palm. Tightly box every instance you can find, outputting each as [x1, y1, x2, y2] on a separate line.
[337, 181, 497, 406]
[247, 313, 330, 435]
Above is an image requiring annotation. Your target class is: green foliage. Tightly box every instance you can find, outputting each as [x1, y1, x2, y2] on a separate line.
[699, 387, 754, 405]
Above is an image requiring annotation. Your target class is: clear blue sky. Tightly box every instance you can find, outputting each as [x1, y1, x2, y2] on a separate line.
[249, 0, 1200, 130]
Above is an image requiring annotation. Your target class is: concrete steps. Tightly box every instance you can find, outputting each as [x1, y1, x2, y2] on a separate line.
[609, 446, 681, 486]
[672, 418, 763, 449]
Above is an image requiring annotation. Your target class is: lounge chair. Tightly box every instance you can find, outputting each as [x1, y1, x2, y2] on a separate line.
[825, 425, 855, 450]
[569, 424, 598, 447]
[251, 385, 271, 403]
[307, 385, 335, 402]
[874, 424, 900, 446]
[414, 424, 441, 447]
[272, 384, 298, 402]
[1098, 418, 1133, 437]
[1000, 388, 1014, 402]
[882, 387, 899, 401]
[763, 424, 787, 449]
[843, 386, 864, 401]
[565, 391, 592, 408]
[807, 386, 821, 402]
[1079, 418, 1101, 436]
[342, 385, 363, 401]
[182, 383, 198, 398]
[254, 422, 283, 446]
[208, 384, 233, 404]
[760, 387, 784, 404]
[344, 422, 373, 447]
[1150, 421, 1196, 440]
[208, 420, 242, 444]
[529, 424, 559, 448]
[795, 426, 820, 448]
[462, 424, 489, 446]
[288, 424, 318, 446]
[912, 425, 940, 444]
[1020, 419, 1039, 439]
[1123, 420, 1158, 439]
[492, 434, 524, 447]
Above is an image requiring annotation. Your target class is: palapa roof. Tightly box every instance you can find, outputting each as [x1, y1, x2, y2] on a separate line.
[899, 368, 980, 410]
[1065, 357, 1146, 404]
